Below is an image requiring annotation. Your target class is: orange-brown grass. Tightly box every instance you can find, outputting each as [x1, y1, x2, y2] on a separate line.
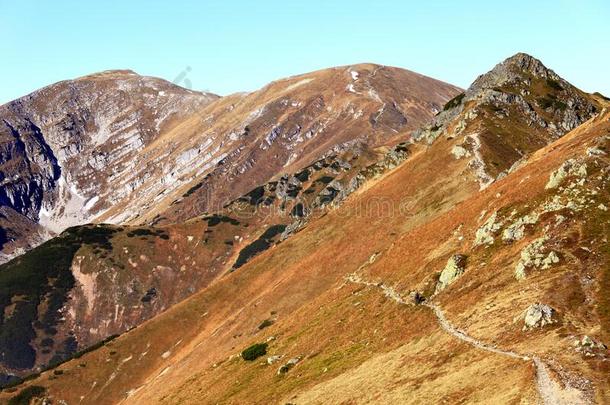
[4, 112, 610, 404]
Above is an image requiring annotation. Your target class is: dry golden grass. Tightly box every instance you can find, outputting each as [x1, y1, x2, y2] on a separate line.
[3, 108, 609, 405]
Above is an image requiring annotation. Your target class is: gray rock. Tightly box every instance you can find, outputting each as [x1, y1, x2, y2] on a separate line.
[502, 213, 539, 242]
[545, 159, 587, 190]
[474, 212, 502, 246]
[514, 237, 559, 279]
[436, 254, 467, 292]
[451, 145, 471, 159]
[574, 335, 607, 355]
[586, 147, 606, 157]
[523, 303, 555, 330]
[277, 356, 301, 375]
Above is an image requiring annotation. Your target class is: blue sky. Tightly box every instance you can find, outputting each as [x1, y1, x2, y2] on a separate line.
[1, 0, 608, 103]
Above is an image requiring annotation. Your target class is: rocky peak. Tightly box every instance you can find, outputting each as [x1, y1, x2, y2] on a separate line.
[413, 53, 600, 189]
[467, 53, 556, 96]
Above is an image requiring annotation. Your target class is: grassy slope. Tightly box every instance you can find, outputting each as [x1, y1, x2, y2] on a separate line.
[3, 111, 610, 403]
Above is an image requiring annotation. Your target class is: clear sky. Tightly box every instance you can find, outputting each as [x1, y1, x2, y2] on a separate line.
[1, 0, 608, 104]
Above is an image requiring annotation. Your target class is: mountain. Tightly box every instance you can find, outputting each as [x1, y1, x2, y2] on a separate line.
[414, 52, 601, 188]
[150, 64, 460, 225]
[0, 70, 218, 262]
[0, 65, 458, 379]
[1, 53, 609, 404]
[0, 65, 460, 263]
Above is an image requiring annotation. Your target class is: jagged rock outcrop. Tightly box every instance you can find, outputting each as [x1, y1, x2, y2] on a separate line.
[502, 213, 539, 243]
[436, 254, 467, 292]
[513, 236, 560, 280]
[574, 335, 607, 357]
[522, 304, 556, 330]
[474, 211, 503, 246]
[412, 53, 601, 190]
[545, 158, 587, 189]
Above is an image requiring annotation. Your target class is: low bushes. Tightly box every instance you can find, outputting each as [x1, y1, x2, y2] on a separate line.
[257, 319, 274, 330]
[241, 343, 268, 361]
[8, 385, 46, 405]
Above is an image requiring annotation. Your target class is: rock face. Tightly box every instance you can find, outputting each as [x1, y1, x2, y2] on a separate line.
[523, 304, 556, 330]
[413, 53, 600, 190]
[514, 237, 559, 280]
[0, 71, 218, 261]
[0, 65, 460, 261]
[545, 158, 588, 189]
[436, 254, 467, 292]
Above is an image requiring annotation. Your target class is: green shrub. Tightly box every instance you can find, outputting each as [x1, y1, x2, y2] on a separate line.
[232, 225, 286, 269]
[538, 97, 567, 111]
[8, 385, 46, 405]
[443, 93, 465, 111]
[257, 319, 274, 330]
[315, 176, 334, 185]
[72, 334, 119, 359]
[40, 338, 54, 348]
[554, 100, 567, 110]
[241, 343, 268, 361]
[546, 78, 563, 91]
[182, 182, 203, 197]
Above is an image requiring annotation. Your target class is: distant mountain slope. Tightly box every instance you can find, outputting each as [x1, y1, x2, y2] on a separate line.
[0, 71, 218, 262]
[0, 63, 458, 379]
[0, 65, 460, 262]
[114, 63, 462, 225]
[2, 54, 609, 404]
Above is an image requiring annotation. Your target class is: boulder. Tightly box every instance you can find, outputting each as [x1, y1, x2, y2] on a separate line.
[277, 356, 301, 374]
[451, 145, 471, 159]
[523, 303, 555, 330]
[574, 335, 607, 357]
[474, 212, 502, 246]
[436, 254, 467, 292]
[545, 159, 587, 190]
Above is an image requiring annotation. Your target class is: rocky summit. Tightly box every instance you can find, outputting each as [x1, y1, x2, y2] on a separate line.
[1, 53, 610, 405]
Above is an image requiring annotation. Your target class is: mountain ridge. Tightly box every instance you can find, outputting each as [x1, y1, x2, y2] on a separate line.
[0, 62, 460, 262]
[1, 53, 610, 404]
[0, 62, 459, 380]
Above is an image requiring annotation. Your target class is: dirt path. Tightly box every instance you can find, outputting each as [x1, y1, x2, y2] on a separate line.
[423, 302, 527, 361]
[344, 273, 589, 405]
